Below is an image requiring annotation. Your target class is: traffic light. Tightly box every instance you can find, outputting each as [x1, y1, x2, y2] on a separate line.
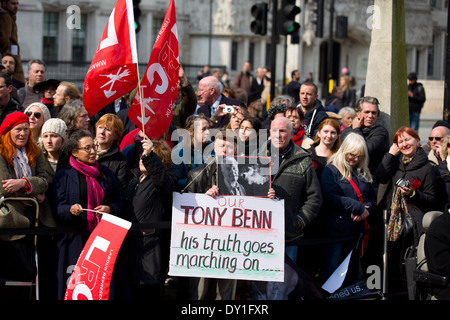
[133, 0, 141, 33]
[311, 0, 324, 38]
[280, 0, 301, 36]
[250, 3, 268, 35]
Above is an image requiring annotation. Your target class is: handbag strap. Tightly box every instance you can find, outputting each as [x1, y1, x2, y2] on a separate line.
[332, 163, 364, 203]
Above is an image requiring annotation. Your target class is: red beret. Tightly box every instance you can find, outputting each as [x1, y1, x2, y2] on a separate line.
[0, 112, 30, 135]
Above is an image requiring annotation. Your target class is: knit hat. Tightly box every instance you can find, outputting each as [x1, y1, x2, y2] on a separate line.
[24, 102, 51, 124]
[41, 118, 67, 140]
[0, 111, 30, 135]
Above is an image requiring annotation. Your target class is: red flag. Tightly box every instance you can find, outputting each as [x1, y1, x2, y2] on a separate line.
[64, 213, 131, 300]
[128, 0, 179, 139]
[83, 0, 138, 117]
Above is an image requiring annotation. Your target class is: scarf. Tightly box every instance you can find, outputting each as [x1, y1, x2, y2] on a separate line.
[293, 127, 305, 146]
[13, 147, 32, 179]
[69, 156, 105, 232]
[40, 97, 54, 106]
[387, 187, 409, 241]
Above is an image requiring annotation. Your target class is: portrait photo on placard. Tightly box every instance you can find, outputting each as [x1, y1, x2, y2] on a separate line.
[217, 156, 271, 197]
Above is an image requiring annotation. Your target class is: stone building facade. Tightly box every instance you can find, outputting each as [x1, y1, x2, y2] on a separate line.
[15, 0, 447, 111]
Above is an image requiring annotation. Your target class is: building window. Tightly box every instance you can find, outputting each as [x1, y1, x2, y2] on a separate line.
[231, 41, 238, 71]
[151, 17, 164, 48]
[427, 35, 435, 77]
[249, 42, 255, 69]
[43, 12, 59, 62]
[72, 13, 87, 62]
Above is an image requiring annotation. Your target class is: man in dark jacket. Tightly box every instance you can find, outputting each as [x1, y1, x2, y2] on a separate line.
[341, 96, 389, 177]
[424, 211, 450, 300]
[0, 72, 21, 125]
[196, 76, 245, 129]
[253, 117, 322, 299]
[407, 72, 426, 131]
[299, 81, 329, 139]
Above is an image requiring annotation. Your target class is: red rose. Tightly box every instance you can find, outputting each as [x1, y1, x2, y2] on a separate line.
[411, 179, 421, 190]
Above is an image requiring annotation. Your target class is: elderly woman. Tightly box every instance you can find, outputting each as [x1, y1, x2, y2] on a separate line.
[57, 98, 91, 136]
[284, 106, 313, 149]
[0, 112, 48, 285]
[52, 130, 124, 299]
[320, 133, 375, 282]
[95, 114, 132, 192]
[337, 106, 356, 132]
[376, 126, 439, 293]
[434, 135, 450, 209]
[24, 102, 51, 141]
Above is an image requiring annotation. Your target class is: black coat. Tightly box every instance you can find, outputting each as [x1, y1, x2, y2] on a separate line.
[341, 121, 390, 176]
[124, 151, 177, 285]
[424, 212, 450, 299]
[97, 143, 133, 192]
[52, 164, 124, 299]
[376, 148, 439, 242]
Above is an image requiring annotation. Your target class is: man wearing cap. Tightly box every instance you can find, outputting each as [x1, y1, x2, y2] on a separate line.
[196, 76, 245, 129]
[407, 72, 426, 131]
[0, 72, 22, 125]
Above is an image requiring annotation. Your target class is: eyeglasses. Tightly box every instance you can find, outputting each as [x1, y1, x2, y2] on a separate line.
[428, 136, 443, 142]
[78, 145, 97, 153]
[0, 85, 8, 89]
[25, 111, 42, 119]
[348, 153, 363, 159]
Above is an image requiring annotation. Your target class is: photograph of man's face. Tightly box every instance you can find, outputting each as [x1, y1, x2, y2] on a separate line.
[217, 156, 271, 197]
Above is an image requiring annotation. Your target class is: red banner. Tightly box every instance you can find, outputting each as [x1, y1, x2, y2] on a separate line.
[83, 0, 138, 117]
[127, 0, 179, 139]
[64, 213, 132, 300]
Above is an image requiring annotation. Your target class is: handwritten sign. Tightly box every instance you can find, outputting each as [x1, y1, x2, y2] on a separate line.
[169, 192, 285, 282]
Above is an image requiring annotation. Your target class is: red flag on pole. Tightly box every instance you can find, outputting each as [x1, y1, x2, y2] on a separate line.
[64, 213, 131, 300]
[83, 0, 138, 117]
[128, 0, 179, 139]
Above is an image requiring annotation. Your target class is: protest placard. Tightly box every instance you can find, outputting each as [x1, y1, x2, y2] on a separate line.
[169, 192, 285, 282]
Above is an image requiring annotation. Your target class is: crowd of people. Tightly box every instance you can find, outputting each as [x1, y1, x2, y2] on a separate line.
[0, 51, 449, 301]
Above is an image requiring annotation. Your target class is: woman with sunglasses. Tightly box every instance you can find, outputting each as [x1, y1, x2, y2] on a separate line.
[52, 130, 124, 299]
[24, 102, 51, 141]
[376, 126, 439, 294]
[0, 112, 48, 295]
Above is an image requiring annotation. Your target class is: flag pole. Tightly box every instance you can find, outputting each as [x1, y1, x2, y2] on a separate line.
[135, 64, 150, 141]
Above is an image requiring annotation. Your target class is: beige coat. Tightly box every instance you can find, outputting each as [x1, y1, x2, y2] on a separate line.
[0, 149, 49, 240]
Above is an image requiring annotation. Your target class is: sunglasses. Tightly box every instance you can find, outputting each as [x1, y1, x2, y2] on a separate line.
[25, 111, 42, 119]
[428, 136, 443, 142]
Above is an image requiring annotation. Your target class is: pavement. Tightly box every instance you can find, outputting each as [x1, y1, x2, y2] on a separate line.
[418, 113, 443, 145]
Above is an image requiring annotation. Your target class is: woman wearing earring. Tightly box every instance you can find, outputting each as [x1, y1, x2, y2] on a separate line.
[52, 130, 124, 299]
